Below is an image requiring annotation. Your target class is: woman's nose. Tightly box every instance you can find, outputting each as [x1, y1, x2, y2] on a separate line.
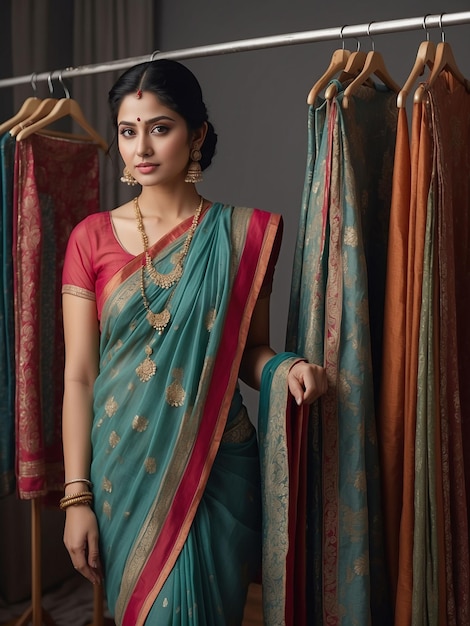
[136, 136, 153, 157]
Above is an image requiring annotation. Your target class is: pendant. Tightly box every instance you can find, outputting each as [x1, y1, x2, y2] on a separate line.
[146, 308, 171, 335]
[136, 345, 157, 382]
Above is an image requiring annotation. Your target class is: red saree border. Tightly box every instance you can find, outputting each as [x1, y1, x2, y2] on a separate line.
[123, 208, 282, 626]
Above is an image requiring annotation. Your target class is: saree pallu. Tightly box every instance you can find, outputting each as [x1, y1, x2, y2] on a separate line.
[13, 134, 99, 498]
[287, 81, 397, 624]
[0, 133, 16, 497]
[90, 203, 281, 625]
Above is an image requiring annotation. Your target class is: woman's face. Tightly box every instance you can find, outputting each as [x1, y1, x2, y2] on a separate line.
[117, 91, 192, 187]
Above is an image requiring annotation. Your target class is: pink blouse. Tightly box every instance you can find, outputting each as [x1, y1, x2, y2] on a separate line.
[62, 212, 134, 319]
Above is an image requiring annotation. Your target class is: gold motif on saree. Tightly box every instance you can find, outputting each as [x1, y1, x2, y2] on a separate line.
[105, 397, 118, 417]
[166, 368, 186, 407]
[132, 415, 149, 432]
[344, 226, 358, 247]
[109, 431, 120, 448]
[353, 553, 369, 577]
[135, 345, 157, 382]
[144, 457, 157, 474]
[353, 471, 366, 492]
[102, 477, 112, 493]
[103, 501, 112, 519]
[205, 308, 217, 331]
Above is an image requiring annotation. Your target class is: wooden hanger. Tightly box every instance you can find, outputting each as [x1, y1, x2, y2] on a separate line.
[307, 48, 351, 104]
[16, 96, 108, 151]
[342, 49, 400, 108]
[10, 98, 59, 136]
[339, 49, 367, 80]
[325, 49, 369, 100]
[337, 22, 399, 108]
[0, 96, 42, 135]
[397, 40, 436, 107]
[415, 40, 470, 102]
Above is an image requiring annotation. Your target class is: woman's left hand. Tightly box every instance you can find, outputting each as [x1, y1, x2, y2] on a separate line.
[288, 360, 328, 405]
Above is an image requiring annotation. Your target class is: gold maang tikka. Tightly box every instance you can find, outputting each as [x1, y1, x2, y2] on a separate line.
[134, 196, 204, 382]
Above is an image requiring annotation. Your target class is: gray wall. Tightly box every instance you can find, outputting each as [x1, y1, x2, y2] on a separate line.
[155, 0, 470, 409]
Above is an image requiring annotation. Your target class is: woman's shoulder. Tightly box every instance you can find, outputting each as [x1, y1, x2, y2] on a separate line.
[215, 203, 280, 219]
[68, 211, 112, 253]
[72, 210, 110, 229]
[71, 211, 111, 235]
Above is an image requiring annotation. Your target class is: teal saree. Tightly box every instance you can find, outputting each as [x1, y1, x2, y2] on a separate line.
[90, 203, 281, 625]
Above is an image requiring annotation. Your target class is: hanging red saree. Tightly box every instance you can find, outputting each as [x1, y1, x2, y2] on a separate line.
[13, 134, 100, 499]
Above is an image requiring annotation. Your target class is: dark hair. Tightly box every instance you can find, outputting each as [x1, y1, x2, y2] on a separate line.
[108, 59, 217, 170]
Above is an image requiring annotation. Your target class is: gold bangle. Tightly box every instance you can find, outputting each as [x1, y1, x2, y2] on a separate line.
[59, 491, 93, 510]
[64, 478, 93, 489]
[60, 495, 93, 511]
[60, 491, 93, 502]
[60, 499, 92, 510]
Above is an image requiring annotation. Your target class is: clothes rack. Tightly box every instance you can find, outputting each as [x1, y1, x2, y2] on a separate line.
[0, 11, 469, 89]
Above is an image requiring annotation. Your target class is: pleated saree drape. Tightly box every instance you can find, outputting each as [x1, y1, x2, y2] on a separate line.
[287, 81, 397, 624]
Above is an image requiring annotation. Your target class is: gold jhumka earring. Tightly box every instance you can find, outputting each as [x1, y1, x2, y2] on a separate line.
[185, 147, 203, 183]
[120, 167, 138, 186]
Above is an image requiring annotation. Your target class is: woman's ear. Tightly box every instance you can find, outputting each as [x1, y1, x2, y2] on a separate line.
[192, 122, 208, 147]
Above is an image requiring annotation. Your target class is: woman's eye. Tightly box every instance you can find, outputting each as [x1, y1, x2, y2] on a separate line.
[152, 125, 169, 134]
[119, 128, 135, 137]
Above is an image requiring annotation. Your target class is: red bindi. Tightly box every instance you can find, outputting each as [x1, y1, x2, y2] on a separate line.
[137, 117, 141, 122]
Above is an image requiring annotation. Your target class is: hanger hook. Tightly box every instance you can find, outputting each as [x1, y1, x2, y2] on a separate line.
[30, 72, 38, 95]
[47, 72, 55, 95]
[438, 13, 446, 42]
[367, 21, 375, 52]
[58, 70, 71, 99]
[339, 25, 347, 50]
[150, 50, 160, 61]
[354, 37, 361, 52]
[422, 14, 431, 41]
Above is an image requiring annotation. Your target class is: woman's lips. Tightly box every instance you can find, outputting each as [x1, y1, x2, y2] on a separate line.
[136, 163, 158, 174]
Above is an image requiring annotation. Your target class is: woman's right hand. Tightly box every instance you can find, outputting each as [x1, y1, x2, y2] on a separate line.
[63, 505, 103, 585]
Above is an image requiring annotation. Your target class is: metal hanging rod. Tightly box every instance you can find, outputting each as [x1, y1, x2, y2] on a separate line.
[0, 11, 469, 89]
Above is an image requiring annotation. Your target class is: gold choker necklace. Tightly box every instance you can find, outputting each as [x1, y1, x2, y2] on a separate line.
[134, 196, 204, 382]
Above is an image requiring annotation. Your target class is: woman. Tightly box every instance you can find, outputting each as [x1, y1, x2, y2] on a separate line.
[61, 59, 327, 625]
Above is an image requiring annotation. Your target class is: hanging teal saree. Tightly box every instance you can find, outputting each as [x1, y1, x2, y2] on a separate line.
[88, 202, 281, 625]
[287, 81, 397, 624]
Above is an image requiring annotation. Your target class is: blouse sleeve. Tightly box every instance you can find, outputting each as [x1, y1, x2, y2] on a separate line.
[62, 218, 96, 301]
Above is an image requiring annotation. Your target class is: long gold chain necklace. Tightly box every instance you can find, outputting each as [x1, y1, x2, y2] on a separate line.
[134, 195, 203, 290]
[134, 195, 204, 383]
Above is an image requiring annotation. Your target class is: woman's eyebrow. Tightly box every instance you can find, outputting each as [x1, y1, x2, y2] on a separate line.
[118, 115, 176, 126]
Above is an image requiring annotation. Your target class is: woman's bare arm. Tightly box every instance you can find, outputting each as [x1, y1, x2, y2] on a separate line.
[240, 296, 327, 404]
[62, 293, 102, 584]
